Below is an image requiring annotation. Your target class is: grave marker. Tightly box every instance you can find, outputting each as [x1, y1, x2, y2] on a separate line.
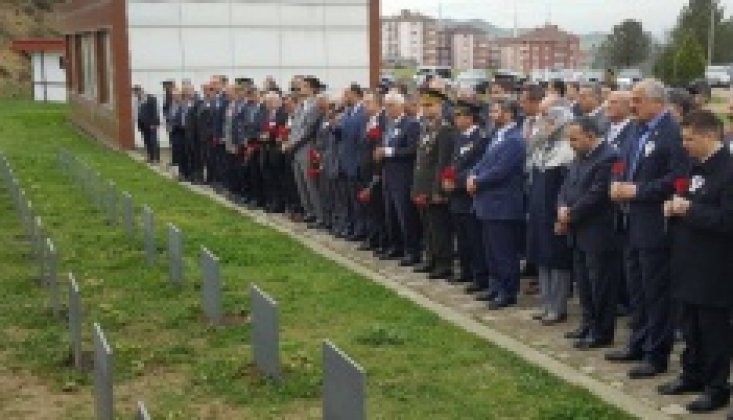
[168, 224, 183, 287]
[143, 206, 155, 265]
[122, 192, 134, 238]
[68, 274, 83, 370]
[250, 285, 281, 380]
[93, 323, 114, 420]
[200, 247, 223, 325]
[322, 340, 366, 420]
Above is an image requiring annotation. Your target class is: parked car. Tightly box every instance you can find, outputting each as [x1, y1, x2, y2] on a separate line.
[455, 69, 489, 91]
[414, 66, 453, 87]
[705, 65, 731, 88]
[617, 68, 643, 90]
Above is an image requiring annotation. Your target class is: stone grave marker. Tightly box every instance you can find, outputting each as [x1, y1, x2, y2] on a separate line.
[93, 323, 114, 420]
[322, 340, 366, 420]
[250, 285, 281, 380]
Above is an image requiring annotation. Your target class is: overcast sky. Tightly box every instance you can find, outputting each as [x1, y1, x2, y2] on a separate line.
[383, 0, 733, 37]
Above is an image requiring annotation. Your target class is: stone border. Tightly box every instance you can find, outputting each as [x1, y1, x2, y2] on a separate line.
[128, 152, 669, 420]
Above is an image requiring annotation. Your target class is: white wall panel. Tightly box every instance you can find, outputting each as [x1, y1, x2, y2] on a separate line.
[324, 5, 366, 26]
[180, 28, 232, 68]
[325, 31, 368, 66]
[181, 1, 230, 26]
[129, 27, 183, 70]
[44, 53, 66, 83]
[232, 29, 280, 67]
[231, 2, 280, 26]
[281, 30, 326, 67]
[280, 4, 323, 27]
[128, 2, 180, 26]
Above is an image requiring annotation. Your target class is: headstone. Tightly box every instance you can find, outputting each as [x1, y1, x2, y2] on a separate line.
[200, 247, 223, 325]
[107, 181, 117, 225]
[122, 192, 134, 239]
[250, 285, 281, 380]
[167, 224, 183, 287]
[68, 274, 83, 370]
[93, 323, 114, 420]
[136, 401, 151, 420]
[45, 238, 62, 318]
[322, 341, 366, 420]
[32, 216, 44, 264]
[143, 206, 155, 265]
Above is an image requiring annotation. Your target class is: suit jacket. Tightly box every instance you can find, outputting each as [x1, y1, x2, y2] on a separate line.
[606, 120, 635, 151]
[558, 141, 620, 253]
[314, 116, 340, 180]
[137, 94, 160, 131]
[230, 100, 249, 146]
[382, 115, 421, 192]
[211, 95, 229, 141]
[588, 109, 611, 136]
[412, 119, 457, 201]
[196, 99, 215, 144]
[359, 111, 386, 189]
[289, 97, 321, 155]
[183, 98, 200, 145]
[670, 147, 733, 307]
[622, 112, 689, 248]
[471, 124, 526, 221]
[450, 126, 489, 214]
[339, 103, 368, 178]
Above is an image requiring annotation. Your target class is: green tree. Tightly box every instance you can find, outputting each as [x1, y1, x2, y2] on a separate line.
[671, 0, 726, 63]
[599, 19, 652, 68]
[673, 32, 707, 86]
[653, 46, 676, 85]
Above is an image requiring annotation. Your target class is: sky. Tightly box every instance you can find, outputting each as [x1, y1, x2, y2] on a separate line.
[383, 0, 733, 38]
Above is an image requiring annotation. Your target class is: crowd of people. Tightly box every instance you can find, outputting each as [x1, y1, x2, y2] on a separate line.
[134, 74, 733, 415]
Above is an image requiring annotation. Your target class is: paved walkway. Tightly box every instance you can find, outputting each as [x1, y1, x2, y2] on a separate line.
[133, 152, 728, 420]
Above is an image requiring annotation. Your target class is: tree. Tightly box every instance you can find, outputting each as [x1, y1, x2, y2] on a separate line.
[673, 32, 707, 86]
[653, 46, 676, 85]
[599, 20, 652, 68]
[671, 0, 726, 63]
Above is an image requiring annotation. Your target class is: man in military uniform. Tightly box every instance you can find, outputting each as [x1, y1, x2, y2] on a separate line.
[411, 88, 458, 280]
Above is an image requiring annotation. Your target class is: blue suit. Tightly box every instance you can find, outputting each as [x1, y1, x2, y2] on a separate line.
[450, 127, 489, 287]
[471, 124, 526, 303]
[335, 104, 369, 238]
[619, 111, 689, 368]
[382, 116, 421, 257]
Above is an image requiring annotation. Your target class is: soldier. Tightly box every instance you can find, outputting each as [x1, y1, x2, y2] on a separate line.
[411, 88, 457, 280]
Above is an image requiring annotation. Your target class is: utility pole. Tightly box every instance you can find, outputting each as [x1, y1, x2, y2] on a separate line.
[708, 3, 715, 65]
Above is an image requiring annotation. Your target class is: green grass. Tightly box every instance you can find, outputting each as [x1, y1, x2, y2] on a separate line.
[0, 100, 634, 419]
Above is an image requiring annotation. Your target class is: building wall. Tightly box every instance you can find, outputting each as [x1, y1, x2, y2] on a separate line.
[31, 51, 67, 102]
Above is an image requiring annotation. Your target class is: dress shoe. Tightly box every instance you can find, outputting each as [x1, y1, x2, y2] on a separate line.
[412, 263, 434, 274]
[604, 348, 643, 363]
[628, 361, 667, 379]
[357, 242, 374, 251]
[564, 326, 589, 340]
[686, 391, 730, 413]
[428, 270, 452, 280]
[399, 255, 420, 267]
[487, 296, 516, 310]
[573, 336, 612, 350]
[541, 313, 567, 326]
[657, 377, 704, 395]
[346, 234, 365, 242]
[531, 311, 547, 321]
[454, 274, 472, 283]
[465, 284, 484, 294]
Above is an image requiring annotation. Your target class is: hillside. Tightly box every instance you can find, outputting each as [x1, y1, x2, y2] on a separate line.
[0, 0, 61, 98]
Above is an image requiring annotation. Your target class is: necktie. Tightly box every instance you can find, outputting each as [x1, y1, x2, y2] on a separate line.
[628, 124, 650, 179]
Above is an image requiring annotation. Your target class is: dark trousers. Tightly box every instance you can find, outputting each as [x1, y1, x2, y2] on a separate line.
[679, 302, 731, 393]
[425, 204, 453, 272]
[481, 220, 522, 300]
[384, 186, 419, 256]
[141, 127, 160, 162]
[283, 153, 302, 214]
[170, 129, 185, 170]
[625, 247, 673, 367]
[245, 148, 264, 205]
[365, 186, 387, 248]
[454, 212, 489, 288]
[574, 248, 620, 342]
[261, 143, 285, 211]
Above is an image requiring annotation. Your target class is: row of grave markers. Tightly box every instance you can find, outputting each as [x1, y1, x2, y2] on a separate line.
[0, 152, 151, 419]
[55, 150, 367, 419]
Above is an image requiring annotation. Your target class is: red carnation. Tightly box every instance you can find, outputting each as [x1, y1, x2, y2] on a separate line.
[277, 126, 290, 141]
[357, 188, 371, 203]
[674, 177, 690, 195]
[309, 149, 321, 164]
[441, 166, 457, 182]
[612, 161, 626, 178]
[306, 168, 320, 179]
[367, 125, 383, 142]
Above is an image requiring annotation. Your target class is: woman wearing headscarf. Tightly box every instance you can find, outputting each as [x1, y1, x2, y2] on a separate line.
[526, 104, 575, 325]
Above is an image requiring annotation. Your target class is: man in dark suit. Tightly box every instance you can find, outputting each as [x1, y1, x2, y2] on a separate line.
[336, 84, 369, 239]
[411, 88, 457, 280]
[260, 90, 289, 213]
[657, 110, 733, 414]
[167, 88, 186, 175]
[134, 85, 161, 164]
[225, 83, 248, 202]
[607, 78, 690, 379]
[444, 100, 490, 293]
[196, 84, 216, 184]
[181, 84, 200, 182]
[375, 91, 422, 266]
[467, 99, 526, 309]
[557, 116, 621, 350]
[358, 93, 388, 253]
[208, 76, 229, 191]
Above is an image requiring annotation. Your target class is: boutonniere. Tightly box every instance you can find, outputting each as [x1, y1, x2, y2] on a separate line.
[459, 144, 473, 155]
[644, 141, 656, 157]
[393, 128, 401, 137]
[690, 175, 705, 192]
[421, 134, 432, 146]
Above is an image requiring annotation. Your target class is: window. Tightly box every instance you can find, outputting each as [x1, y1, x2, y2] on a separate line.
[79, 33, 97, 99]
[95, 30, 113, 106]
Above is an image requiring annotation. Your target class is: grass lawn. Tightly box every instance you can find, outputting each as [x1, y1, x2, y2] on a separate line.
[0, 100, 634, 419]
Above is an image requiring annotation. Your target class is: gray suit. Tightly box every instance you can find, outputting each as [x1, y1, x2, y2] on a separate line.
[287, 97, 323, 222]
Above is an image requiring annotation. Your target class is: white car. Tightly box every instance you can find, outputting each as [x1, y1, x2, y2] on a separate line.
[705, 65, 731, 88]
